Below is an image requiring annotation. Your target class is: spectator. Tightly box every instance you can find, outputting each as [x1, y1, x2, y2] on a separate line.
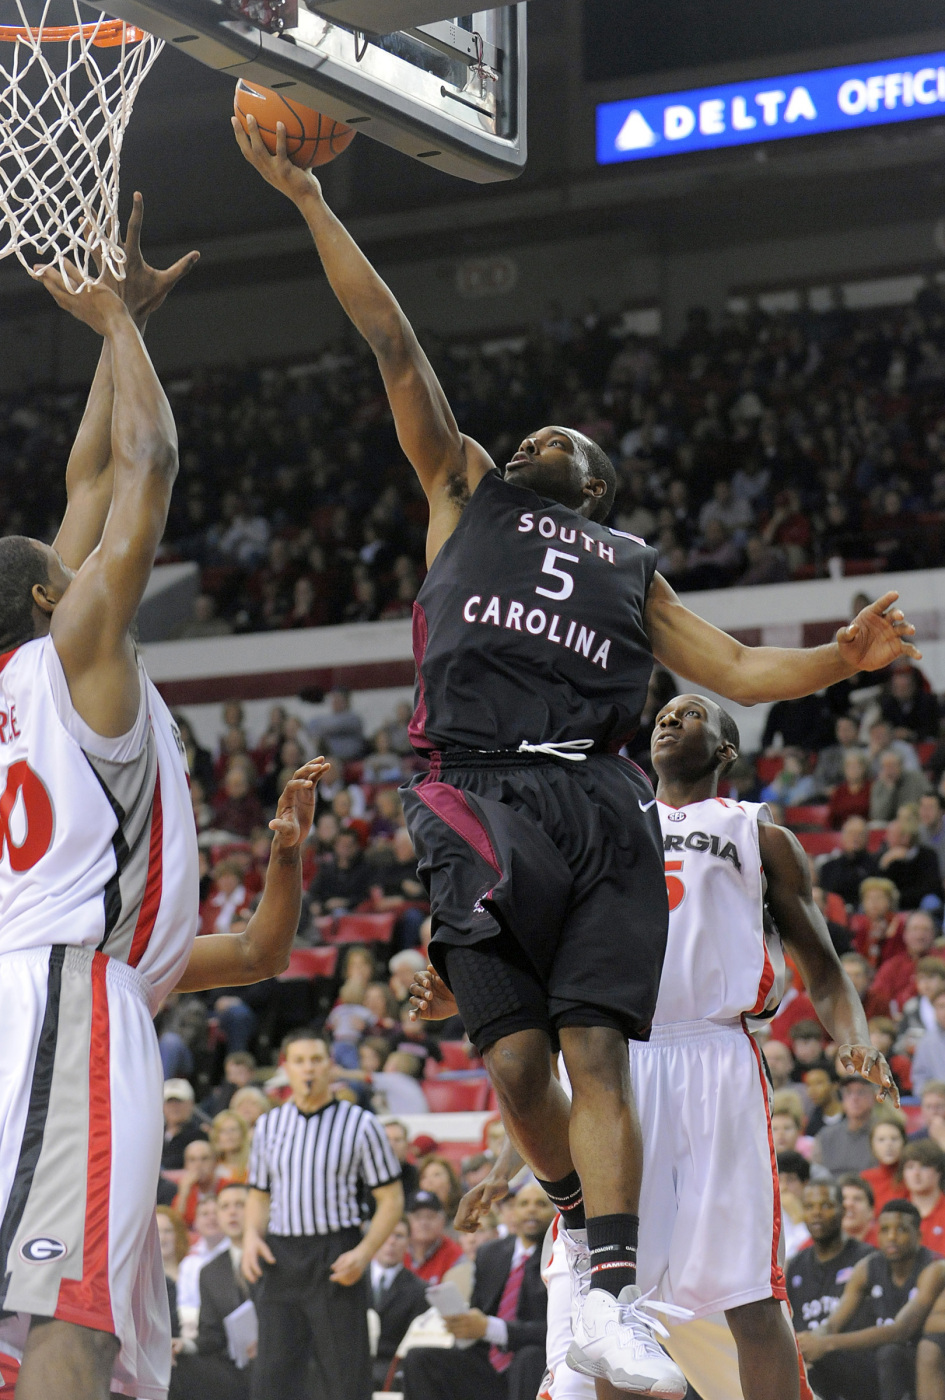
[790, 1021, 830, 1078]
[838, 1174, 877, 1247]
[229, 1085, 271, 1130]
[876, 814, 944, 910]
[417, 1155, 464, 1221]
[771, 1092, 818, 1165]
[911, 990, 945, 1096]
[175, 592, 234, 639]
[896, 961, 945, 1056]
[840, 951, 891, 1020]
[867, 720, 921, 776]
[869, 750, 928, 823]
[176, 1196, 229, 1324]
[340, 944, 379, 993]
[763, 1038, 795, 1091]
[819, 817, 879, 907]
[364, 981, 400, 1038]
[173, 1139, 220, 1228]
[309, 829, 372, 915]
[369, 1218, 429, 1392]
[389, 950, 428, 1007]
[361, 731, 407, 783]
[309, 688, 366, 762]
[157, 1206, 190, 1358]
[162, 1079, 208, 1171]
[325, 982, 375, 1068]
[366, 1052, 429, 1115]
[921, 792, 945, 882]
[763, 695, 833, 752]
[213, 766, 265, 839]
[908, 1081, 945, 1148]
[786, 1180, 872, 1335]
[777, 1150, 813, 1258]
[204, 859, 247, 936]
[862, 1119, 908, 1214]
[383, 1120, 420, 1198]
[209, 1110, 250, 1185]
[402, 1183, 553, 1400]
[901, 1141, 945, 1255]
[404, 1190, 464, 1285]
[880, 664, 940, 741]
[851, 879, 905, 967]
[803, 1066, 844, 1139]
[827, 751, 872, 829]
[814, 716, 864, 793]
[797, 1199, 945, 1399]
[872, 911, 942, 1016]
[201, 1051, 257, 1119]
[759, 748, 819, 807]
[811, 1077, 878, 1174]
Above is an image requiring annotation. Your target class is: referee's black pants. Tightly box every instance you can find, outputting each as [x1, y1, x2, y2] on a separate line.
[251, 1229, 371, 1400]
[403, 1341, 546, 1400]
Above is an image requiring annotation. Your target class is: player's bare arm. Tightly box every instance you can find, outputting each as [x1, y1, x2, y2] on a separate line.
[455, 1133, 524, 1233]
[35, 263, 179, 738]
[759, 819, 898, 1102]
[52, 194, 198, 573]
[232, 115, 493, 564]
[799, 1259, 945, 1361]
[175, 759, 328, 992]
[408, 964, 459, 1021]
[646, 574, 920, 705]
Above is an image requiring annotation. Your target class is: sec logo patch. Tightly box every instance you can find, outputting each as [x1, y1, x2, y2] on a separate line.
[19, 1236, 67, 1264]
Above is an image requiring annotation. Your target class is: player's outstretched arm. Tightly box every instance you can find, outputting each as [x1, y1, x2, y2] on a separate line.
[646, 574, 920, 706]
[454, 1135, 523, 1232]
[231, 116, 493, 560]
[799, 1260, 945, 1361]
[175, 759, 327, 992]
[52, 194, 199, 572]
[759, 821, 898, 1103]
[35, 266, 179, 736]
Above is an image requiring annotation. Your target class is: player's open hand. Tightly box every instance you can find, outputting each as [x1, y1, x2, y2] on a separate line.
[241, 1228, 275, 1284]
[119, 192, 199, 327]
[231, 113, 323, 205]
[837, 1042, 900, 1106]
[330, 1242, 370, 1286]
[269, 759, 329, 849]
[454, 1167, 511, 1232]
[33, 259, 127, 335]
[408, 966, 458, 1022]
[836, 591, 921, 673]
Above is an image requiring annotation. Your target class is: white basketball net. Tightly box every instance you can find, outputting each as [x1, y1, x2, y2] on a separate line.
[0, 4, 162, 288]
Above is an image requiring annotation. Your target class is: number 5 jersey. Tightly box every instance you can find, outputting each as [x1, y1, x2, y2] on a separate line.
[0, 635, 199, 1005]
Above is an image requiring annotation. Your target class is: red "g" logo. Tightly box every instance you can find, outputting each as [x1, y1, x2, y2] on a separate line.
[0, 762, 54, 871]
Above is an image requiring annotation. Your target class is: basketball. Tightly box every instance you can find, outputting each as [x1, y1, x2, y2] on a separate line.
[233, 80, 355, 168]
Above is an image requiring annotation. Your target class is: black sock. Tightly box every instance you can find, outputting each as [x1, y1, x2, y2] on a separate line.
[536, 1170, 586, 1230]
[586, 1213, 638, 1296]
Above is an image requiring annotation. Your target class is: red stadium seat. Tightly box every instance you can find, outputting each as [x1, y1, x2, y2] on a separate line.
[439, 1040, 479, 1071]
[867, 829, 886, 853]
[796, 832, 843, 856]
[330, 912, 398, 944]
[918, 741, 937, 766]
[279, 947, 339, 980]
[756, 756, 784, 784]
[422, 1077, 492, 1112]
[785, 805, 830, 830]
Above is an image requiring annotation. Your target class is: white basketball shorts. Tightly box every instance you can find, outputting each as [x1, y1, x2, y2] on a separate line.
[0, 945, 170, 1400]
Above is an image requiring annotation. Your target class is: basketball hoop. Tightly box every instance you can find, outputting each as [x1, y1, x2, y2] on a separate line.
[0, 4, 162, 289]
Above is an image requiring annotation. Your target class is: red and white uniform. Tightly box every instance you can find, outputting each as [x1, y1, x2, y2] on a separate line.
[546, 798, 805, 1400]
[0, 637, 198, 1400]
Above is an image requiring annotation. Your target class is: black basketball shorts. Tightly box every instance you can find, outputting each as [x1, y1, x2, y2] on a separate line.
[401, 752, 668, 1053]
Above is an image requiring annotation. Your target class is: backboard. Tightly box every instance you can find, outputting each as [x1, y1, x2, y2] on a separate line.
[85, 0, 527, 181]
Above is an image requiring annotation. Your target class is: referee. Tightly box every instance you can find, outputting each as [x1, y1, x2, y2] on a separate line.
[243, 1029, 404, 1400]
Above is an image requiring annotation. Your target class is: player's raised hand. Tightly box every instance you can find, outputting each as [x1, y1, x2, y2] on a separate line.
[119, 192, 199, 327]
[269, 758, 329, 849]
[408, 965, 458, 1021]
[454, 1167, 511, 1233]
[231, 113, 323, 204]
[34, 259, 127, 334]
[837, 1042, 900, 1106]
[836, 591, 921, 672]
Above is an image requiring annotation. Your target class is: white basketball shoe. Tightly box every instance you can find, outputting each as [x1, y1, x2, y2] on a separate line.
[567, 1283, 690, 1398]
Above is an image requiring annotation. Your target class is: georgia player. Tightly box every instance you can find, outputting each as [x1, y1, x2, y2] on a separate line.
[411, 695, 897, 1400]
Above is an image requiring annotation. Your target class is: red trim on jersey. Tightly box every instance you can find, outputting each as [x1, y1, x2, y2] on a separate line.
[0, 648, 18, 676]
[56, 952, 114, 1332]
[414, 781, 502, 877]
[749, 940, 776, 1017]
[745, 1027, 787, 1301]
[407, 602, 432, 754]
[128, 766, 163, 968]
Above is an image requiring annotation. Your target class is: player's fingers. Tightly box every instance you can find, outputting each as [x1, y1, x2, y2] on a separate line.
[231, 114, 253, 156]
[871, 590, 900, 613]
[276, 120, 288, 161]
[903, 644, 924, 659]
[125, 190, 144, 256]
[164, 250, 200, 285]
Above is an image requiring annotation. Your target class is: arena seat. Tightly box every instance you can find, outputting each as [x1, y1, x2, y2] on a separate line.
[422, 1076, 492, 1113]
[867, 829, 886, 853]
[796, 832, 843, 856]
[330, 911, 398, 944]
[278, 947, 339, 980]
[918, 741, 937, 766]
[785, 805, 830, 830]
[438, 1040, 479, 1071]
[756, 756, 784, 784]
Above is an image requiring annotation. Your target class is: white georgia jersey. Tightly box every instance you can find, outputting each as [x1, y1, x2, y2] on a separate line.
[0, 636, 199, 1008]
[655, 796, 785, 1026]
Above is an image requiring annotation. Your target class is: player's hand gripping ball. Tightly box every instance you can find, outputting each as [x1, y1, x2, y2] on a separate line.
[233, 80, 355, 167]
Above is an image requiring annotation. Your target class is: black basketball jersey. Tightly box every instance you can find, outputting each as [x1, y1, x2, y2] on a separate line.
[786, 1239, 873, 1332]
[863, 1246, 938, 1326]
[409, 470, 659, 754]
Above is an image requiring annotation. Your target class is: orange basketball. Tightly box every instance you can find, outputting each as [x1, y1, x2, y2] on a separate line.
[233, 79, 356, 168]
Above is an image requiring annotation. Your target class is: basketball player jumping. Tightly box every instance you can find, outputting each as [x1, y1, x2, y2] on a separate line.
[235, 117, 917, 1393]
[0, 210, 327, 1400]
[415, 693, 896, 1400]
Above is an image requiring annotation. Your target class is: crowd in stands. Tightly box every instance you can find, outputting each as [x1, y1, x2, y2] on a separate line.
[5, 289, 945, 637]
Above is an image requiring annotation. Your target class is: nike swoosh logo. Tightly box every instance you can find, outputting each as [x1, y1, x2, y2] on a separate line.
[638, 798, 657, 812]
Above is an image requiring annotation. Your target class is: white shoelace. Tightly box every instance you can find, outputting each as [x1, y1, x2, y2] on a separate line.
[516, 739, 595, 762]
[617, 1289, 694, 1344]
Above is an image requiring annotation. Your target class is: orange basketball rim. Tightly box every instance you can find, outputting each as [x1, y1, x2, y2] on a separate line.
[0, 17, 145, 46]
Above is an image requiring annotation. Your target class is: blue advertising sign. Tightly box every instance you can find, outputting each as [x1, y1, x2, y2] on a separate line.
[597, 51, 945, 164]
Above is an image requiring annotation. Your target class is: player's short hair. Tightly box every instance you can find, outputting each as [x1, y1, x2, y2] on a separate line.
[571, 431, 617, 523]
[879, 1198, 922, 1227]
[716, 705, 740, 775]
[280, 1027, 329, 1056]
[0, 536, 48, 652]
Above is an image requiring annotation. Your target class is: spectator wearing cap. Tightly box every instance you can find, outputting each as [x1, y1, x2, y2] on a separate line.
[871, 911, 944, 1017]
[811, 1077, 878, 1175]
[912, 989, 945, 1096]
[819, 817, 879, 907]
[404, 1191, 464, 1284]
[901, 1141, 945, 1254]
[402, 1183, 553, 1400]
[162, 1079, 208, 1171]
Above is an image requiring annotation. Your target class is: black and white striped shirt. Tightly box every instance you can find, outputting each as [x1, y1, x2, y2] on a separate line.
[248, 1097, 401, 1236]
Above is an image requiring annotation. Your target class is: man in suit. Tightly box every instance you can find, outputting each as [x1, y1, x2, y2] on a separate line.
[170, 1183, 253, 1400]
[370, 1218, 429, 1390]
[403, 1184, 554, 1400]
